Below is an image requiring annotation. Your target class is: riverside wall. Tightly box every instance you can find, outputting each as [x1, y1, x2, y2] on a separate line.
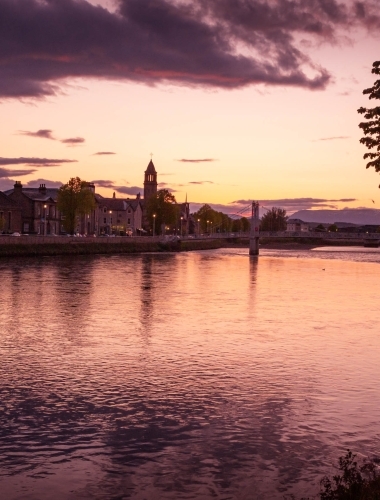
[0, 233, 375, 258]
[0, 235, 227, 258]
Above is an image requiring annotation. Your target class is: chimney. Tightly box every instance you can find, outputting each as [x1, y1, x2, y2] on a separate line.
[39, 183, 47, 194]
[14, 181, 23, 191]
[113, 191, 116, 198]
[136, 192, 141, 200]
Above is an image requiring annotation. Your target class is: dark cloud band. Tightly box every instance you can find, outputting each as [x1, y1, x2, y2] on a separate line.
[0, 157, 77, 166]
[3, 0, 378, 99]
[0, 167, 36, 178]
[177, 159, 217, 163]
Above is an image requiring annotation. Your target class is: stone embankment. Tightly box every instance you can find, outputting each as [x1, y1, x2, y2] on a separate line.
[0, 235, 228, 257]
[0, 233, 373, 258]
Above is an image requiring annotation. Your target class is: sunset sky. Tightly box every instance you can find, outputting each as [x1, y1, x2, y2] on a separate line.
[0, 0, 379, 215]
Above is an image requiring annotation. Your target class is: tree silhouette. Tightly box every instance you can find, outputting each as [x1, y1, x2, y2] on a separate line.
[260, 207, 287, 231]
[146, 189, 178, 234]
[57, 177, 95, 235]
[358, 61, 380, 181]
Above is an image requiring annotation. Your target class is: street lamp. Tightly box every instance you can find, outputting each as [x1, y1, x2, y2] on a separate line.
[109, 210, 112, 235]
[153, 213, 156, 237]
[180, 216, 183, 237]
[207, 220, 209, 233]
[210, 221, 213, 235]
[197, 218, 200, 236]
[43, 204, 47, 235]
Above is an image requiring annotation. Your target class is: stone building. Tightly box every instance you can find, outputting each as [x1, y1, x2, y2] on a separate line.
[96, 193, 143, 236]
[5, 182, 62, 235]
[0, 191, 22, 233]
[286, 218, 309, 232]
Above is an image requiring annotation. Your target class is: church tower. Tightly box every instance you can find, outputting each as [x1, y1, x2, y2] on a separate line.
[144, 159, 158, 201]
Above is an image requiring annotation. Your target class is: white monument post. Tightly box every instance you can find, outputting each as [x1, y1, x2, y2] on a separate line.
[249, 201, 260, 255]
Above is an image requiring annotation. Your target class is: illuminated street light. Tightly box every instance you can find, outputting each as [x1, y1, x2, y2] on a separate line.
[43, 204, 47, 236]
[153, 214, 156, 237]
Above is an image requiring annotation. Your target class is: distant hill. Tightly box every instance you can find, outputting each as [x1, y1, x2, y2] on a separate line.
[290, 209, 380, 225]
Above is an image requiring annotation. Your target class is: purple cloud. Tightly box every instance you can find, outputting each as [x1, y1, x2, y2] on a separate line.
[92, 179, 143, 195]
[177, 159, 217, 163]
[93, 152, 116, 155]
[313, 136, 350, 141]
[114, 186, 143, 195]
[24, 178, 63, 188]
[92, 179, 117, 188]
[18, 129, 56, 140]
[61, 137, 85, 145]
[3, 0, 379, 98]
[0, 177, 18, 191]
[188, 181, 214, 184]
[0, 167, 36, 178]
[231, 197, 358, 212]
[0, 157, 77, 166]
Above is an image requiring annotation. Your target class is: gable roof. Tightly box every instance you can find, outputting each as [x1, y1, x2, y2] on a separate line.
[5, 187, 59, 202]
[0, 191, 20, 209]
[287, 218, 307, 224]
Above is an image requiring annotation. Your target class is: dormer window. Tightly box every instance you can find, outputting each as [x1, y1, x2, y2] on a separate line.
[103, 207, 107, 213]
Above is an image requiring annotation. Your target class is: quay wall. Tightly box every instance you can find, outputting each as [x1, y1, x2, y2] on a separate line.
[0, 233, 375, 257]
[0, 235, 226, 257]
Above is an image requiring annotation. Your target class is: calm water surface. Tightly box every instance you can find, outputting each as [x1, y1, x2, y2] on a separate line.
[1, 247, 380, 499]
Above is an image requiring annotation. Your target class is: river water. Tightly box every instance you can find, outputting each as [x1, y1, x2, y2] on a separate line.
[1, 247, 380, 499]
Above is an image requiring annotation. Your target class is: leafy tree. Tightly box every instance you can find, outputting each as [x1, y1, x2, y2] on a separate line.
[57, 177, 95, 234]
[260, 207, 287, 231]
[328, 224, 338, 232]
[231, 218, 241, 232]
[358, 61, 380, 179]
[315, 224, 327, 232]
[193, 204, 233, 233]
[241, 216, 250, 232]
[318, 450, 380, 500]
[146, 189, 178, 234]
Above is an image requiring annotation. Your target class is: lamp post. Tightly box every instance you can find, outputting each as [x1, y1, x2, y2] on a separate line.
[43, 204, 47, 235]
[180, 216, 183, 237]
[207, 220, 209, 234]
[109, 210, 112, 235]
[153, 214, 156, 237]
[197, 218, 200, 236]
[210, 221, 213, 235]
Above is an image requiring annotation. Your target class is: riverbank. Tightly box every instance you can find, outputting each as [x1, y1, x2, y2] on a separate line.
[0, 236, 227, 257]
[0, 235, 367, 258]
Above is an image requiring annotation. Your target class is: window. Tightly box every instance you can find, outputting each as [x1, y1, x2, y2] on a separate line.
[127, 218, 131, 225]
[104, 218, 106, 224]
[103, 207, 107, 213]
[110, 217, 113, 224]
[37, 204, 41, 216]
[23, 223, 29, 233]
[127, 209, 131, 214]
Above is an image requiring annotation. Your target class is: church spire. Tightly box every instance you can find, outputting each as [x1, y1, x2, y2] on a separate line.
[144, 158, 158, 200]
